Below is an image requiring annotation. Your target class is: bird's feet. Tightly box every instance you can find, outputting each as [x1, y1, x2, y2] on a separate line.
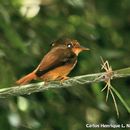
[60, 76, 69, 84]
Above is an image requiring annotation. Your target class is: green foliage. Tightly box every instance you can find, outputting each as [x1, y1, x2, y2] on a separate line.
[0, 0, 130, 129]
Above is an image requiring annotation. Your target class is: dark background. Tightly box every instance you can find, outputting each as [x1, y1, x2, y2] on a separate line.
[0, 0, 130, 130]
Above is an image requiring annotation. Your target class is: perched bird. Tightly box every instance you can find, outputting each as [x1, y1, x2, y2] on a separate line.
[16, 38, 89, 85]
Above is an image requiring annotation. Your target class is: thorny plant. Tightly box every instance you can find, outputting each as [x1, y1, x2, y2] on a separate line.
[100, 57, 119, 117]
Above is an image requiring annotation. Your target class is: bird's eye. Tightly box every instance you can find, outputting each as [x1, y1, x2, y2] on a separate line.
[50, 41, 55, 47]
[51, 43, 55, 47]
[67, 43, 72, 48]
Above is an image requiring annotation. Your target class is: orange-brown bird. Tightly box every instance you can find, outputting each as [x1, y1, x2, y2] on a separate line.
[16, 38, 89, 85]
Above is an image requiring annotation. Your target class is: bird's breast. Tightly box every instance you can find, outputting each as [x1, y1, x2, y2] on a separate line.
[40, 60, 77, 81]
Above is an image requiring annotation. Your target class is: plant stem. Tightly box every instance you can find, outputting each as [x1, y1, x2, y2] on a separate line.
[0, 67, 130, 98]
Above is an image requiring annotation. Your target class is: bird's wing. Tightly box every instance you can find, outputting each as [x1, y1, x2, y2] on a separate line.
[35, 47, 75, 77]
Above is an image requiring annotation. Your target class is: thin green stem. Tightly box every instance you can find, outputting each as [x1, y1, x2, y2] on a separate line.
[111, 86, 130, 113]
[109, 87, 119, 117]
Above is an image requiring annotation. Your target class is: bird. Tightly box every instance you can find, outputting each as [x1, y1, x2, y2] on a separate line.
[16, 38, 89, 85]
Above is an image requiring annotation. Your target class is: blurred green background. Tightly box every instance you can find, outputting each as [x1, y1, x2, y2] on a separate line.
[0, 0, 130, 130]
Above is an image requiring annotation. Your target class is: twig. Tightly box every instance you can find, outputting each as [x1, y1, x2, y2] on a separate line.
[0, 67, 130, 98]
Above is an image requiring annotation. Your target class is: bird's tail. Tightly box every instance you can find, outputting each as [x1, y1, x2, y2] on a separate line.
[16, 72, 36, 85]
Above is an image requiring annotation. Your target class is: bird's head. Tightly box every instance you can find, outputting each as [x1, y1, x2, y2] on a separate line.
[50, 38, 89, 55]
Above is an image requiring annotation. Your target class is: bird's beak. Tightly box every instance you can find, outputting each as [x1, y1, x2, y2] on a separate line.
[79, 46, 90, 51]
[72, 45, 90, 55]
